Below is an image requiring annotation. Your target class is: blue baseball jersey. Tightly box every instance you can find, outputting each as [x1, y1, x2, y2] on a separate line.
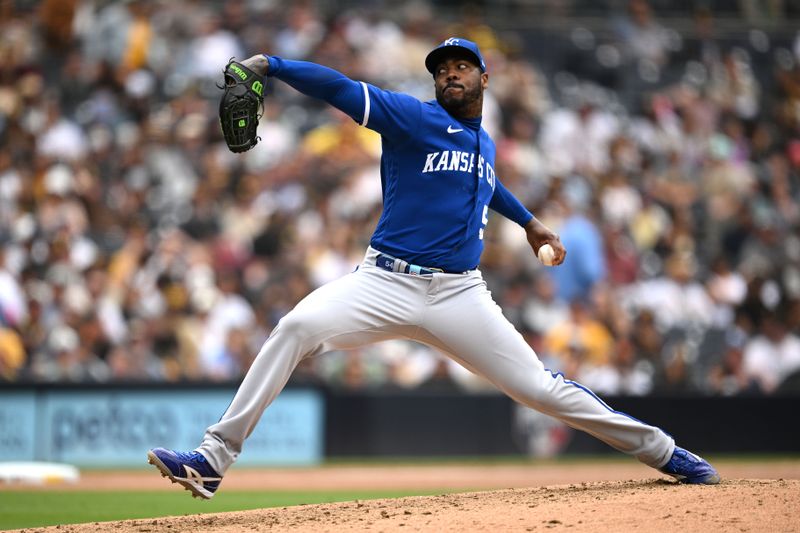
[267, 57, 533, 272]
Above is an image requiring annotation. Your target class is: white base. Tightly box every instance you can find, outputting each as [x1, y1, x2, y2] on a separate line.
[0, 462, 80, 485]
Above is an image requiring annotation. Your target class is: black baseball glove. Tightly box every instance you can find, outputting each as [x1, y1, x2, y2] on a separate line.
[219, 59, 265, 153]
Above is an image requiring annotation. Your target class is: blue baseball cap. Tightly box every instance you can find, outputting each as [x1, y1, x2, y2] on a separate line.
[425, 37, 487, 75]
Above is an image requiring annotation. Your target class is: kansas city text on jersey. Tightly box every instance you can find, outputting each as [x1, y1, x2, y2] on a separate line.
[421, 150, 496, 187]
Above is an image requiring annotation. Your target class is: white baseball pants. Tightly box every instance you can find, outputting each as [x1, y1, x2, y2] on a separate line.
[197, 247, 674, 474]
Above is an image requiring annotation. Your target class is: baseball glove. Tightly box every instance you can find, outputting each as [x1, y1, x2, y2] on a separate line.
[219, 59, 265, 153]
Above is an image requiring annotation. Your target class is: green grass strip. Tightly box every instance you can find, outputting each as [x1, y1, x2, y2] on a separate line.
[0, 489, 449, 530]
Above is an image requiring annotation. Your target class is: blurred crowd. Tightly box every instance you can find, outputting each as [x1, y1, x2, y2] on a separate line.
[1, 0, 799, 396]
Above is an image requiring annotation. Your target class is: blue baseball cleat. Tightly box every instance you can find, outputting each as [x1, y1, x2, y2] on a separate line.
[659, 446, 721, 485]
[147, 447, 222, 499]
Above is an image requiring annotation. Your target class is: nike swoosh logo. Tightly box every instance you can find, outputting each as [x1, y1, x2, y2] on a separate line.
[447, 125, 463, 134]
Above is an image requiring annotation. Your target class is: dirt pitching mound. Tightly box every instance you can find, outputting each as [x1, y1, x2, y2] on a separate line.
[13, 478, 799, 533]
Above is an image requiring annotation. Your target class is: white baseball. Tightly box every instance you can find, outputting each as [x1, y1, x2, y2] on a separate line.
[537, 244, 556, 266]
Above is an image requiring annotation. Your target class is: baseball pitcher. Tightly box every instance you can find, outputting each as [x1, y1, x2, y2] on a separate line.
[148, 38, 720, 499]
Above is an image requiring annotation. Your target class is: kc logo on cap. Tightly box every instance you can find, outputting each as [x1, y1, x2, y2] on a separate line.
[425, 37, 487, 74]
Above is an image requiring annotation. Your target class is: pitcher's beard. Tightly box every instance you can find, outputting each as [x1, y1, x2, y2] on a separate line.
[437, 85, 482, 115]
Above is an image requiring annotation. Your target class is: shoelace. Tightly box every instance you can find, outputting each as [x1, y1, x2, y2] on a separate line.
[678, 450, 698, 463]
[175, 450, 207, 464]
[668, 450, 702, 472]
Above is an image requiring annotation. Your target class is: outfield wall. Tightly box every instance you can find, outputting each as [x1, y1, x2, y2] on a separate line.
[0, 385, 323, 467]
[326, 391, 800, 457]
[1, 384, 796, 465]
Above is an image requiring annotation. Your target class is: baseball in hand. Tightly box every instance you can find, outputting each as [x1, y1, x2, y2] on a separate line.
[537, 244, 556, 266]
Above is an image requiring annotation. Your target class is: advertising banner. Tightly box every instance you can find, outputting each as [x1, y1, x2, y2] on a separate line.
[0, 389, 323, 467]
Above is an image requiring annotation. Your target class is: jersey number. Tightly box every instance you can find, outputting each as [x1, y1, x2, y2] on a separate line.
[479, 204, 488, 240]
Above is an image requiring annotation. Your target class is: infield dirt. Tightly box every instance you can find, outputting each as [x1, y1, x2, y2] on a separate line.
[7, 461, 800, 532]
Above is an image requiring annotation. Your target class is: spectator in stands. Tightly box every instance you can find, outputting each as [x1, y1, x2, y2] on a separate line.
[681, 7, 721, 69]
[613, 0, 672, 67]
[707, 327, 760, 395]
[546, 195, 607, 302]
[743, 310, 800, 393]
[625, 251, 714, 332]
[0, 244, 26, 328]
[544, 298, 614, 371]
[613, 336, 654, 395]
[630, 309, 663, 368]
[652, 332, 699, 393]
[521, 273, 570, 338]
[706, 255, 748, 327]
[0, 325, 25, 381]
